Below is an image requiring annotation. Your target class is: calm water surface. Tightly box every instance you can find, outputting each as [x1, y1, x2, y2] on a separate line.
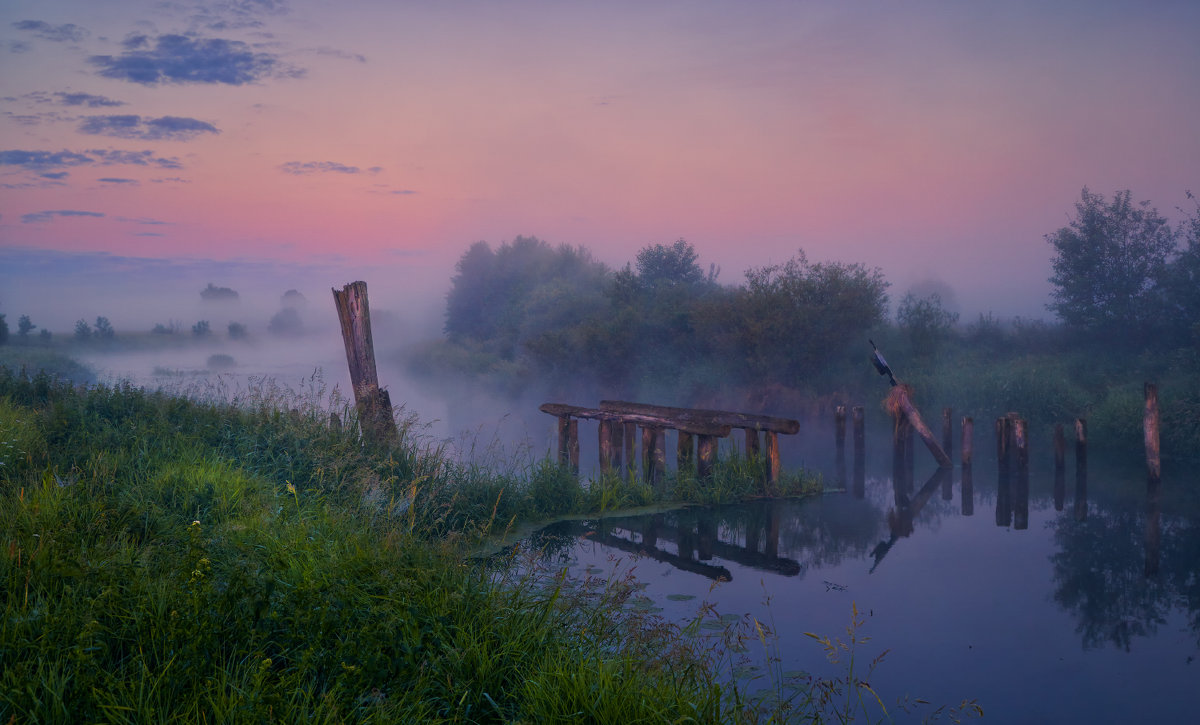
[521, 454, 1198, 723]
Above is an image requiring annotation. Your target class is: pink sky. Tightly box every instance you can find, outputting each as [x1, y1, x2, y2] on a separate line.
[2, 0, 1198, 321]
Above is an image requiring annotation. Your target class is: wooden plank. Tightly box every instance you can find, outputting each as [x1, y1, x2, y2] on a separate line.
[600, 400, 799, 435]
[539, 403, 730, 436]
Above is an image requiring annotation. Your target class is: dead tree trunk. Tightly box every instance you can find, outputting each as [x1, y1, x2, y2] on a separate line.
[332, 281, 398, 446]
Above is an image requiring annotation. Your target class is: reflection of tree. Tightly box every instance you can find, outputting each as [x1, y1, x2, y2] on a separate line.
[1051, 502, 1199, 651]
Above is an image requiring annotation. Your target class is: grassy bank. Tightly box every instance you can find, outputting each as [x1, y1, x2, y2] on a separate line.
[0, 366, 839, 723]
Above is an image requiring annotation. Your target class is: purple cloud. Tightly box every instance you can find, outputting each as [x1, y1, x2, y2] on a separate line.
[79, 114, 219, 140]
[90, 34, 299, 85]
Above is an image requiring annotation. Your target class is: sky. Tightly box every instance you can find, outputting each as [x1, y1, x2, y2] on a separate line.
[2, 0, 1199, 330]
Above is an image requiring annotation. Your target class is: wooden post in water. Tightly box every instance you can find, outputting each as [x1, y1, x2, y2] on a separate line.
[995, 417, 1012, 527]
[611, 421, 623, 473]
[624, 422, 637, 480]
[678, 431, 695, 474]
[1074, 418, 1088, 521]
[557, 416, 571, 466]
[962, 416, 974, 467]
[599, 419, 613, 474]
[1014, 418, 1029, 530]
[332, 281, 398, 446]
[642, 426, 657, 484]
[1145, 383, 1162, 577]
[961, 416, 974, 515]
[765, 431, 780, 486]
[1144, 383, 1161, 488]
[1053, 423, 1066, 511]
[852, 406, 865, 499]
[745, 429, 760, 459]
[697, 434, 718, 480]
[835, 405, 847, 488]
[654, 428, 667, 486]
[887, 386, 952, 468]
[568, 419, 579, 474]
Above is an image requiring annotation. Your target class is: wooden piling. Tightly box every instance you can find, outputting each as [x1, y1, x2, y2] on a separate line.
[887, 386, 952, 467]
[1144, 383, 1160, 487]
[697, 434, 718, 480]
[852, 406, 865, 499]
[835, 405, 847, 456]
[1014, 418, 1029, 530]
[745, 428, 760, 459]
[611, 420, 623, 473]
[995, 417, 1011, 527]
[624, 422, 637, 480]
[599, 418, 613, 473]
[1074, 418, 1087, 521]
[568, 419, 580, 474]
[961, 416, 973, 466]
[331, 281, 397, 446]
[678, 431, 695, 473]
[765, 431, 780, 486]
[557, 416, 571, 466]
[1053, 423, 1065, 511]
[642, 426, 656, 484]
[654, 428, 667, 485]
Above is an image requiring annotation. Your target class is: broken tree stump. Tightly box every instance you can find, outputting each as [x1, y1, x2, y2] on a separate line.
[332, 281, 398, 446]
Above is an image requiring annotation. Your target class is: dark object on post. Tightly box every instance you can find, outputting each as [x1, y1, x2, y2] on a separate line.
[869, 339, 897, 387]
[332, 281, 398, 447]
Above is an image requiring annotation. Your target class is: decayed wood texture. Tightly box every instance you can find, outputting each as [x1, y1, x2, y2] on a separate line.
[539, 404, 730, 436]
[600, 400, 800, 434]
[887, 387, 951, 468]
[332, 281, 397, 446]
[1144, 383, 1160, 485]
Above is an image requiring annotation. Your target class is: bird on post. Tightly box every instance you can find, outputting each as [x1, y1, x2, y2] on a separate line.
[870, 339, 898, 387]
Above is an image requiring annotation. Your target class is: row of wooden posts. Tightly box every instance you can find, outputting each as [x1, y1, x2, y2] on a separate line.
[539, 401, 800, 485]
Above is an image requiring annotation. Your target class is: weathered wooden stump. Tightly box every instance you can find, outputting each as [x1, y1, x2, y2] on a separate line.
[332, 281, 397, 447]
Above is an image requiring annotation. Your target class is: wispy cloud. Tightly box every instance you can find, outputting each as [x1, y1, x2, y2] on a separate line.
[56, 92, 125, 108]
[0, 149, 93, 171]
[79, 115, 220, 141]
[308, 46, 366, 63]
[21, 209, 105, 223]
[88, 149, 184, 169]
[11, 20, 89, 44]
[279, 161, 381, 175]
[90, 33, 300, 85]
[98, 177, 139, 184]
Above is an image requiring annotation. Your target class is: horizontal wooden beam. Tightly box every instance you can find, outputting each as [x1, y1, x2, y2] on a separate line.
[538, 403, 730, 437]
[600, 400, 799, 435]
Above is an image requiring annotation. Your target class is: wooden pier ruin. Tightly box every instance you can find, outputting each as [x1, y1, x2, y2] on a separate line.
[539, 400, 800, 484]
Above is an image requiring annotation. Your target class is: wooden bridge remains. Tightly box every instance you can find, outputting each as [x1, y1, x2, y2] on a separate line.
[539, 400, 800, 484]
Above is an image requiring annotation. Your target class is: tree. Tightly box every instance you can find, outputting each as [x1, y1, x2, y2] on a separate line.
[0, 313, 7, 345]
[17, 315, 35, 338]
[228, 321, 248, 339]
[74, 319, 92, 340]
[268, 308, 303, 336]
[192, 320, 211, 337]
[1162, 191, 1200, 342]
[896, 292, 959, 355]
[200, 283, 239, 302]
[635, 239, 709, 288]
[1046, 188, 1176, 337]
[94, 316, 115, 340]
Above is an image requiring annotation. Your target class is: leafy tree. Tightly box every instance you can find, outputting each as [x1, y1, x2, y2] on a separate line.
[151, 322, 177, 335]
[1162, 191, 1200, 342]
[192, 320, 211, 337]
[268, 308, 303, 336]
[896, 292, 959, 355]
[200, 283, 239, 302]
[1046, 188, 1176, 338]
[281, 289, 307, 308]
[94, 316, 115, 340]
[0, 313, 7, 345]
[17, 315, 35, 338]
[633, 238, 715, 289]
[228, 321, 248, 339]
[74, 319, 92, 340]
[39, 328, 51, 342]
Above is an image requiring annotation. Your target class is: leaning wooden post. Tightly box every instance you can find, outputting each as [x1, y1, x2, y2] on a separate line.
[1053, 423, 1066, 511]
[887, 386, 951, 468]
[1074, 418, 1088, 521]
[332, 281, 397, 446]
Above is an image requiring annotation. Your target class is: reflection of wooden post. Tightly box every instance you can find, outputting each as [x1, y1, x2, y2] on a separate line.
[962, 416, 973, 466]
[1053, 423, 1066, 511]
[599, 418, 613, 473]
[765, 431, 780, 486]
[903, 417, 914, 492]
[332, 281, 397, 446]
[1144, 383, 1160, 487]
[1014, 419, 1029, 530]
[1074, 418, 1088, 521]
[852, 406, 865, 499]
[568, 419, 579, 474]
[697, 434, 718, 480]
[678, 431, 694, 473]
[765, 509, 780, 558]
[942, 407, 953, 462]
[624, 422, 637, 480]
[996, 417, 1011, 527]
